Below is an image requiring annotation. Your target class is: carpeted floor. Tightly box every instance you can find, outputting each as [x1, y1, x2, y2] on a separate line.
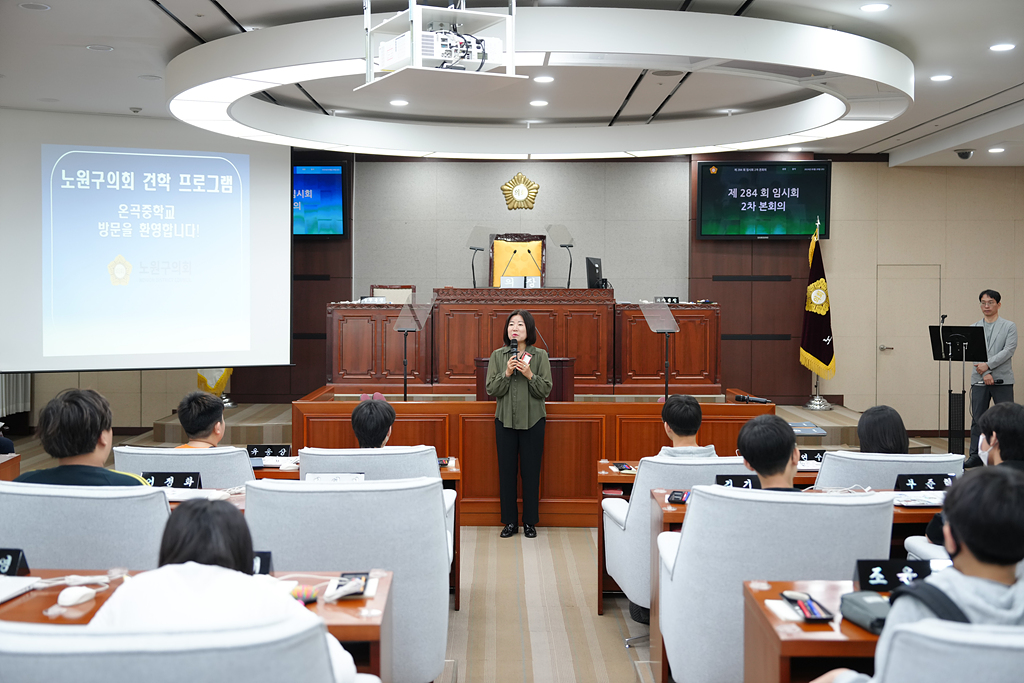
[448, 526, 650, 683]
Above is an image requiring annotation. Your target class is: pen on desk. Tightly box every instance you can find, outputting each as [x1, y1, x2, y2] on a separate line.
[806, 600, 822, 618]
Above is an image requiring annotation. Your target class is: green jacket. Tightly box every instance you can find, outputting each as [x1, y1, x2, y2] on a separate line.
[485, 344, 553, 430]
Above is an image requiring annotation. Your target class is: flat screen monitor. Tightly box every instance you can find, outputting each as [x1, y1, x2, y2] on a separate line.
[586, 257, 603, 289]
[293, 165, 345, 236]
[696, 160, 831, 239]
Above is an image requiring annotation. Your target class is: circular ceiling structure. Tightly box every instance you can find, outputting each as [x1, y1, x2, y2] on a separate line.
[166, 8, 914, 159]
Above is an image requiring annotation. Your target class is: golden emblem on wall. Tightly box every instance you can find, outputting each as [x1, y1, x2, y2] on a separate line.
[500, 172, 540, 210]
[806, 277, 829, 315]
[107, 254, 132, 286]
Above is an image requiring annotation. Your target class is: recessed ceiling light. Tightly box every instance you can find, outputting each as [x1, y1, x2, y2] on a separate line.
[530, 100, 548, 107]
[19, 3, 51, 10]
[389, 99, 408, 106]
[138, 74, 163, 81]
[930, 74, 952, 81]
[860, 3, 890, 12]
[989, 147, 1005, 153]
[533, 76, 554, 83]
[990, 44, 1015, 52]
[86, 45, 114, 52]
[787, 147, 802, 152]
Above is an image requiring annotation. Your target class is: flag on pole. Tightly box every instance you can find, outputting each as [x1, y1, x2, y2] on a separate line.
[799, 223, 835, 379]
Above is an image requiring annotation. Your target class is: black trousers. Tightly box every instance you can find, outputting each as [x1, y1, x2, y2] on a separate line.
[970, 383, 1014, 455]
[495, 418, 545, 526]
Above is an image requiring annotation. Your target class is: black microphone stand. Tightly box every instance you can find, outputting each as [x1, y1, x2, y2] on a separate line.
[470, 246, 484, 288]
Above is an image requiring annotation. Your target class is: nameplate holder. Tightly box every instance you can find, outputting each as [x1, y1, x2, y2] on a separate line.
[142, 472, 202, 489]
[894, 473, 956, 492]
[304, 472, 365, 483]
[667, 490, 689, 504]
[0, 548, 30, 576]
[654, 296, 679, 304]
[253, 551, 273, 575]
[715, 474, 761, 489]
[799, 449, 826, 463]
[248, 444, 292, 459]
[500, 276, 527, 289]
[854, 559, 932, 592]
[525, 276, 541, 289]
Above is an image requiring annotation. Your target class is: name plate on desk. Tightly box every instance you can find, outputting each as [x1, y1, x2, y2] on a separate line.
[895, 473, 956, 491]
[0, 548, 30, 576]
[854, 559, 933, 592]
[253, 551, 273, 575]
[715, 474, 761, 489]
[248, 444, 292, 459]
[143, 472, 202, 489]
[800, 449, 826, 463]
[500, 276, 525, 288]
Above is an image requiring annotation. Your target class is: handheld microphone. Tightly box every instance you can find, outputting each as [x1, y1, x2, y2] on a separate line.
[736, 394, 771, 404]
[508, 338, 518, 373]
[526, 249, 542, 274]
[500, 250, 518, 278]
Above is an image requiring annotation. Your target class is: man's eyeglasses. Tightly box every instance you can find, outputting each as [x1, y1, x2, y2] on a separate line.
[981, 300, 998, 307]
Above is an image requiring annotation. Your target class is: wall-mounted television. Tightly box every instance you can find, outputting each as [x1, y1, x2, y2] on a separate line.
[293, 165, 346, 236]
[696, 160, 830, 239]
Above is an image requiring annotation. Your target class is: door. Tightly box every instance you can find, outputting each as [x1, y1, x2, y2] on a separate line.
[876, 265, 941, 431]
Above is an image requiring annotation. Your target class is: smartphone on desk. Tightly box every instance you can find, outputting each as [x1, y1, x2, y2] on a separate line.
[437, 457, 450, 467]
[339, 572, 369, 596]
[611, 462, 634, 472]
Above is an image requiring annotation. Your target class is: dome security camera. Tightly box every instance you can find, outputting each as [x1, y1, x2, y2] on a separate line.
[955, 149, 974, 160]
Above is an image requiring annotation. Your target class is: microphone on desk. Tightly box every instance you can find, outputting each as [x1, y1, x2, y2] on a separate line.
[500, 250, 518, 278]
[527, 249, 542, 275]
[736, 394, 771, 404]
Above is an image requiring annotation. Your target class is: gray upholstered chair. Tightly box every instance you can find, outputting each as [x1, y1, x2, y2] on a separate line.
[602, 455, 751, 614]
[299, 445, 456, 564]
[245, 477, 448, 683]
[0, 609, 382, 683]
[657, 485, 894, 683]
[0, 481, 169, 570]
[905, 535, 951, 561]
[872, 619, 1024, 683]
[814, 451, 963, 490]
[113, 445, 255, 489]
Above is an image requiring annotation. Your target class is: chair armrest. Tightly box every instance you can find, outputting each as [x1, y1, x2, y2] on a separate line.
[657, 531, 681, 574]
[601, 497, 628, 530]
[447, 530, 454, 564]
[905, 535, 950, 561]
[442, 489, 456, 515]
[354, 675, 383, 683]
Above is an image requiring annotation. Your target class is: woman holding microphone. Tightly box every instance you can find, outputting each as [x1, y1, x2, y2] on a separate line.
[486, 310, 553, 538]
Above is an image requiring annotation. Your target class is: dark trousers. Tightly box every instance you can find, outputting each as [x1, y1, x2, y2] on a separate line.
[495, 418, 545, 526]
[970, 383, 1014, 454]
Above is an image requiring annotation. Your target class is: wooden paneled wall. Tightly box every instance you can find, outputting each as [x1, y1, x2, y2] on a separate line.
[688, 153, 812, 405]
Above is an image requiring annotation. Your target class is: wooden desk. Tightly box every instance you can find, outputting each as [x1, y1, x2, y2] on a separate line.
[744, 580, 875, 683]
[0, 453, 20, 481]
[252, 459, 464, 612]
[0, 569, 393, 679]
[646, 496, 939, 683]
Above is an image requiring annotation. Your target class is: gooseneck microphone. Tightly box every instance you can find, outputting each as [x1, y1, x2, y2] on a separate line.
[527, 249, 542, 275]
[735, 394, 771, 404]
[500, 250, 518, 278]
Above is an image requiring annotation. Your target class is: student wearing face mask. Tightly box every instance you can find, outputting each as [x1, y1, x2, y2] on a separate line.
[485, 309, 552, 539]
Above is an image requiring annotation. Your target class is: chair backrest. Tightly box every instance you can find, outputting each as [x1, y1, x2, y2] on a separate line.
[113, 446, 255, 489]
[814, 451, 964, 490]
[874, 619, 1024, 683]
[0, 481, 170, 570]
[299, 445, 440, 481]
[660, 485, 893, 683]
[0, 609, 335, 683]
[245, 477, 448, 683]
[625, 455, 751, 529]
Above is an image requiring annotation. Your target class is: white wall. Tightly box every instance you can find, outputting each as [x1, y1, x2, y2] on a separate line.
[352, 160, 691, 304]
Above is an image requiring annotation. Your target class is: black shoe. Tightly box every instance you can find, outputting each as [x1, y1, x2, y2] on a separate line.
[524, 524, 537, 538]
[500, 523, 518, 538]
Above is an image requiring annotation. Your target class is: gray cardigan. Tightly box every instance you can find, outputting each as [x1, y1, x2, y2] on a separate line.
[971, 316, 1017, 385]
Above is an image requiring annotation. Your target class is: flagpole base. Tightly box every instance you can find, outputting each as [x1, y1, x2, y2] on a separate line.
[803, 394, 832, 411]
[220, 393, 237, 409]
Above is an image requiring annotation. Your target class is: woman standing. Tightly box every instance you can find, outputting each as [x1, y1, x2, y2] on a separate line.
[486, 310, 552, 538]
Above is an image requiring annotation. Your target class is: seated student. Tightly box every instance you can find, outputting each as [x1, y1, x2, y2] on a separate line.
[857, 405, 909, 454]
[175, 391, 226, 449]
[814, 466, 1024, 683]
[657, 394, 716, 457]
[0, 434, 14, 455]
[925, 401, 1024, 543]
[90, 499, 358, 683]
[350, 398, 396, 449]
[15, 389, 147, 486]
[737, 414, 801, 491]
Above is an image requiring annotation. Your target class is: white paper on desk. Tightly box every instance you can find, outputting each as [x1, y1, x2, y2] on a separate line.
[0, 576, 41, 604]
[894, 491, 945, 507]
[797, 461, 821, 471]
[160, 488, 230, 502]
[263, 456, 299, 467]
[765, 599, 802, 621]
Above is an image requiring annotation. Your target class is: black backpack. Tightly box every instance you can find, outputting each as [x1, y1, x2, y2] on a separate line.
[889, 580, 970, 623]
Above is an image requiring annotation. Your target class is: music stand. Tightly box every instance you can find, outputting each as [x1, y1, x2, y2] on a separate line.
[640, 302, 680, 401]
[394, 294, 434, 401]
[929, 325, 987, 454]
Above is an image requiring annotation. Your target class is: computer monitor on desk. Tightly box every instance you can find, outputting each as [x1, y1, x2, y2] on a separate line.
[586, 257, 603, 289]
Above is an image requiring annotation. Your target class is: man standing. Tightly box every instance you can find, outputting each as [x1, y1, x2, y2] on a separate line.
[970, 289, 1017, 462]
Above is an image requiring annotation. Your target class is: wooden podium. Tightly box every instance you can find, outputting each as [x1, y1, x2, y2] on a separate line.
[327, 287, 720, 395]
